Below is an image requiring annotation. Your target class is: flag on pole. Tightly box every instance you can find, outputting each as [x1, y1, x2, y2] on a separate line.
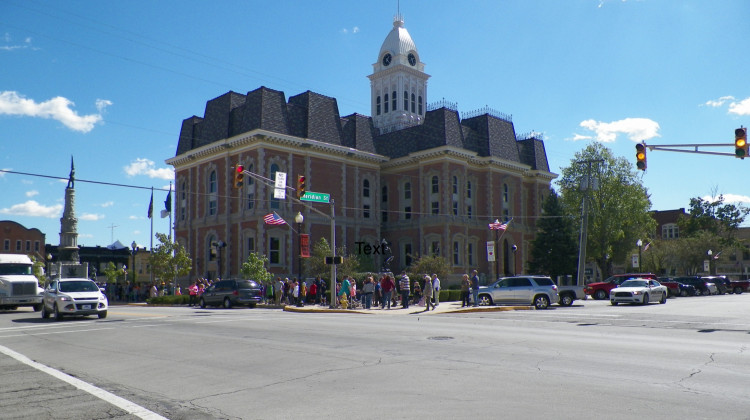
[713, 251, 721, 260]
[161, 189, 172, 218]
[643, 241, 651, 251]
[147, 192, 153, 219]
[263, 212, 286, 225]
[488, 220, 508, 231]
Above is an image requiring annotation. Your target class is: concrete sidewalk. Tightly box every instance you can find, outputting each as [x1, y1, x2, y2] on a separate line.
[283, 300, 532, 315]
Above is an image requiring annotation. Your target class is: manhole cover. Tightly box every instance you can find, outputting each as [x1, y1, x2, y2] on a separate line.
[428, 336, 454, 341]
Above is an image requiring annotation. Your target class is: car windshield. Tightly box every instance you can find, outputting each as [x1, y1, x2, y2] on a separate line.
[237, 280, 258, 289]
[59, 281, 100, 293]
[0, 264, 33, 275]
[620, 280, 648, 288]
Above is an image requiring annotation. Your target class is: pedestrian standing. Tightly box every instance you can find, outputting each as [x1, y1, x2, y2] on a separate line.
[431, 274, 441, 306]
[471, 270, 480, 307]
[275, 277, 284, 305]
[188, 280, 198, 306]
[399, 271, 410, 309]
[461, 274, 471, 307]
[423, 275, 434, 311]
[381, 274, 394, 309]
[362, 276, 375, 309]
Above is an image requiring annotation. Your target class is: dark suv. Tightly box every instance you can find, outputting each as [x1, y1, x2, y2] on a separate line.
[199, 279, 263, 309]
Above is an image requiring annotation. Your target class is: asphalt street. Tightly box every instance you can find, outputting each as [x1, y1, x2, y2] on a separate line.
[1, 295, 749, 419]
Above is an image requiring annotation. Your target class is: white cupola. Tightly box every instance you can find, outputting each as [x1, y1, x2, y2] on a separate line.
[368, 15, 430, 133]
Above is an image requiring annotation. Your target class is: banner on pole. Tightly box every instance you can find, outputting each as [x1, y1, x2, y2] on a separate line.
[487, 241, 496, 262]
[300, 234, 310, 258]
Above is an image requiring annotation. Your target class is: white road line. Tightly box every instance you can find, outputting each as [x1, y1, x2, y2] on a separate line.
[0, 344, 167, 420]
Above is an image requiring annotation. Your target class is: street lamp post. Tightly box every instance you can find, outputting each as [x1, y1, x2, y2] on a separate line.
[636, 239, 643, 271]
[707, 249, 713, 275]
[131, 241, 137, 284]
[295, 211, 304, 307]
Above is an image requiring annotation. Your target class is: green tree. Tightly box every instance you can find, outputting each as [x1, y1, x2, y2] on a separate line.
[680, 192, 748, 248]
[304, 237, 360, 281]
[102, 261, 124, 284]
[240, 252, 273, 284]
[558, 143, 656, 278]
[30, 255, 47, 286]
[406, 254, 450, 281]
[149, 233, 193, 286]
[528, 189, 578, 277]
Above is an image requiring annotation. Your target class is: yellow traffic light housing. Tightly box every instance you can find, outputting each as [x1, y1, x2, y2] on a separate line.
[297, 175, 306, 198]
[635, 143, 647, 171]
[233, 164, 244, 188]
[735, 127, 748, 159]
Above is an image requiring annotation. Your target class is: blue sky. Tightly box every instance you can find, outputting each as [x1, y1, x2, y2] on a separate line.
[1, 0, 749, 249]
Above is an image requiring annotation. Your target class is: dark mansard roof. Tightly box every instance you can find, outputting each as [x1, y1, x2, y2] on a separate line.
[175, 86, 549, 171]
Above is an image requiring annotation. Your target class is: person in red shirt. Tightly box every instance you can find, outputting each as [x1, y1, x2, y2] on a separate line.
[188, 280, 199, 306]
[380, 274, 395, 309]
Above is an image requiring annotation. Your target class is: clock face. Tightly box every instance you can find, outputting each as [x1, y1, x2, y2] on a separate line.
[408, 53, 416, 66]
[382, 53, 392, 66]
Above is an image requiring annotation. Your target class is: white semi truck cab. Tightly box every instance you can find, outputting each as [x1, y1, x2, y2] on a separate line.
[0, 254, 43, 311]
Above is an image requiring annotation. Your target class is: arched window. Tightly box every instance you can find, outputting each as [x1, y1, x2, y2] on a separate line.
[404, 182, 411, 199]
[452, 176, 458, 194]
[381, 185, 388, 202]
[392, 91, 397, 111]
[363, 179, 370, 198]
[179, 181, 187, 221]
[431, 176, 439, 194]
[376, 96, 381, 115]
[411, 93, 415, 113]
[384, 93, 389, 113]
[246, 163, 255, 210]
[418, 96, 423, 115]
[404, 91, 408, 111]
[208, 170, 217, 216]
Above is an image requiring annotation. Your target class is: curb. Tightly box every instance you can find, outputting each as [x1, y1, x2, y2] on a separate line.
[282, 304, 533, 314]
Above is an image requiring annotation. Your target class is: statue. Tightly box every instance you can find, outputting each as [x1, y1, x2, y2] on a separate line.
[381, 238, 393, 272]
[66, 156, 75, 189]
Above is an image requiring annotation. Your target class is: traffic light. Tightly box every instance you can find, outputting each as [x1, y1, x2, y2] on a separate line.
[233, 164, 244, 188]
[735, 127, 748, 159]
[297, 175, 306, 198]
[635, 143, 647, 171]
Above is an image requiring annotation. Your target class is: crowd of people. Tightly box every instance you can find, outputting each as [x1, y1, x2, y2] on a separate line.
[105, 269, 485, 309]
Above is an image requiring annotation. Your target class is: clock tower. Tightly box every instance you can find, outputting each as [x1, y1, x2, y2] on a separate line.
[368, 15, 430, 133]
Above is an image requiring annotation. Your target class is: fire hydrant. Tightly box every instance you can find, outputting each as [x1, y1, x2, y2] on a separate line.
[340, 294, 348, 309]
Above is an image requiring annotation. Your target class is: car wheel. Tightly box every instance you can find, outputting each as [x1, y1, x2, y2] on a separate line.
[98, 311, 107, 319]
[41, 304, 50, 319]
[223, 298, 232, 309]
[594, 290, 607, 300]
[641, 294, 649, 305]
[477, 294, 493, 306]
[734, 286, 743, 294]
[199, 298, 206, 309]
[660, 292, 667, 304]
[610, 301, 618, 306]
[53, 304, 63, 321]
[534, 295, 550, 310]
[559, 293, 574, 307]
[680, 289, 688, 297]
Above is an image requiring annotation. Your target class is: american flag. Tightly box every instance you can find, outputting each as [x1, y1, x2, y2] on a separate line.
[488, 221, 508, 231]
[263, 212, 286, 225]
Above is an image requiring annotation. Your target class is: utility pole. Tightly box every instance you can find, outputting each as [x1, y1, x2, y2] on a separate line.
[576, 159, 603, 286]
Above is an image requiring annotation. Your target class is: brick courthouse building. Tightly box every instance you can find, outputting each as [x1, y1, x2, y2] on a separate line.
[166, 16, 555, 284]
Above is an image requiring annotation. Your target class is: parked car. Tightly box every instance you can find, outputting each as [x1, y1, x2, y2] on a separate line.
[610, 278, 668, 305]
[673, 276, 715, 296]
[199, 279, 263, 309]
[701, 276, 750, 294]
[585, 273, 657, 300]
[473, 276, 559, 309]
[676, 282, 697, 297]
[41, 278, 108, 320]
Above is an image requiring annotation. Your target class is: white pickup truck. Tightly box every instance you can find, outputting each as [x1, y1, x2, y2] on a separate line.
[0, 254, 43, 311]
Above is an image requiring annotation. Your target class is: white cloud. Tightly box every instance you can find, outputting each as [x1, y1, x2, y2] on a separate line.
[0, 91, 111, 133]
[128, 215, 140, 220]
[704, 96, 735, 107]
[124, 158, 174, 180]
[570, 133, 593, 141]
[353, 27, 360, 34]
[578, 117, 660, 143]
[100, 201, 114, 208]
[340, 27, 360, 34]
[0, 34, 33, 52]
[25, 190, 39, 197]
[80, 213, 104, 221]
[728, 97, 750, 116]
[701, 194, 750, 204]
[0, 200, 62, 218]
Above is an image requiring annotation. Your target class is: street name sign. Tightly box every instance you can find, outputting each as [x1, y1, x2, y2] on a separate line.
[300, 191, 330, 203]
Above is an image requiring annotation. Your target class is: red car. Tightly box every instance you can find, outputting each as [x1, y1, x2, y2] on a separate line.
[584, 273, 657, 300]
